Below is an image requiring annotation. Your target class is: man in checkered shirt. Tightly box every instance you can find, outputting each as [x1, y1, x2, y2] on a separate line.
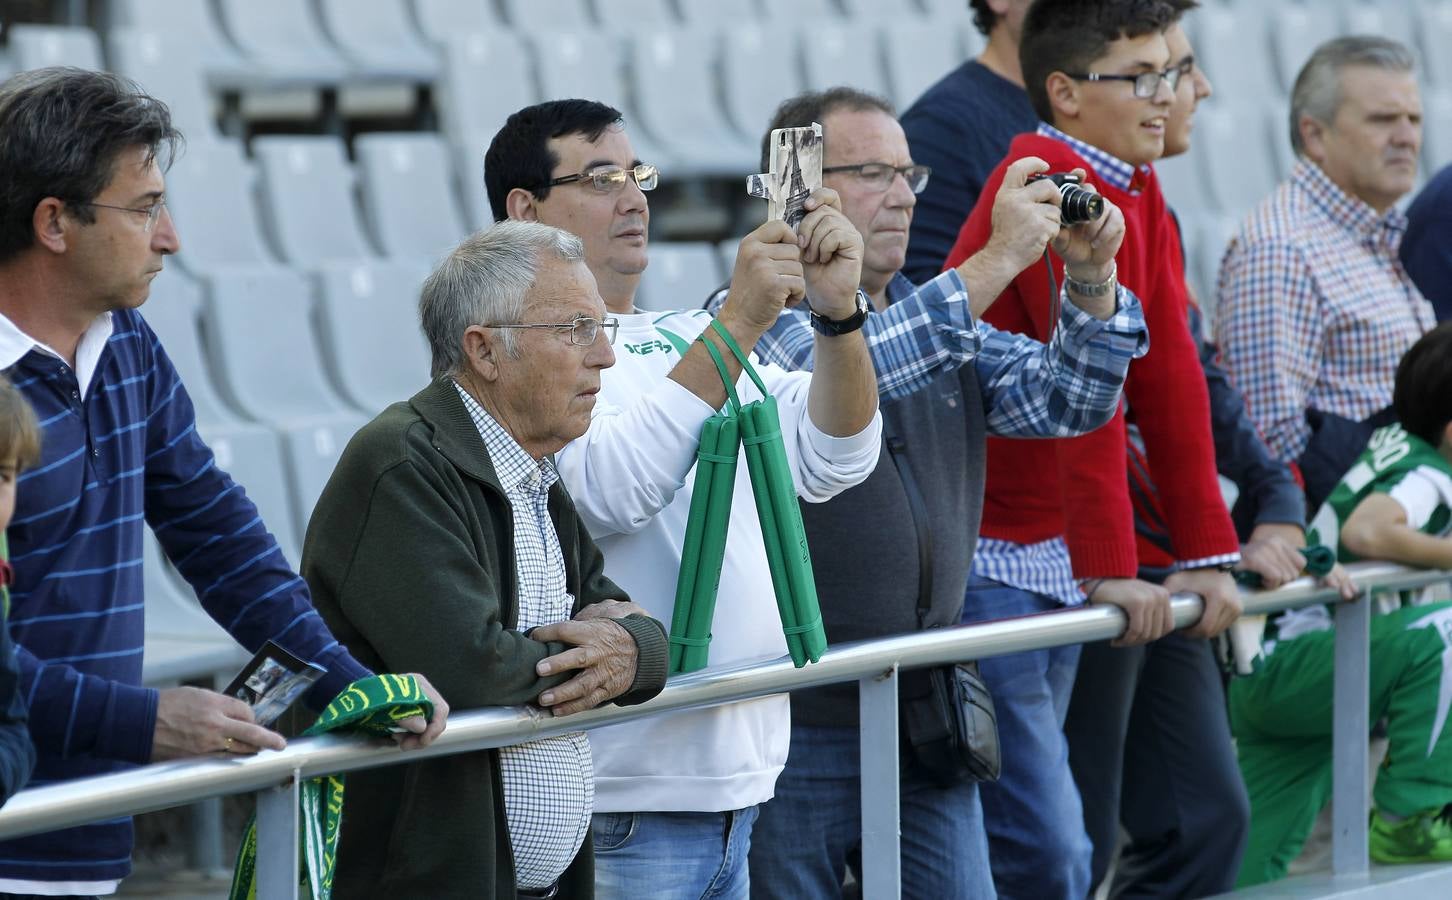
[1216, 36, 1436, 504]
[302, 220, 670, 898]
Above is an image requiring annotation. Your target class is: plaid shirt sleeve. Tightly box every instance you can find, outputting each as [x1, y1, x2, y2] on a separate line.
[1216, 237, 1322, 462]
[723, 270, 983, 401]
[976, 285, 1149, 437]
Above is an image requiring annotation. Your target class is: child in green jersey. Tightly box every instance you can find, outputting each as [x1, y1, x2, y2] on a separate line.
[1231, 323, 1452, 886]
[0, 374, 39, 805]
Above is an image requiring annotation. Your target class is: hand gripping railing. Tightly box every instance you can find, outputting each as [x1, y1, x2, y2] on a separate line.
[0, 562, 1447, 898]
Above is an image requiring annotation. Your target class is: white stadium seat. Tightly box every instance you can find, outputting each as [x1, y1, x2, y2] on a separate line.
[252, 136, 377, 263]
[355, 132, 470, 261]
[637, 242, 726, 312]
[314, 0, 440, 83]
[8, 24, 103, 71]
[800, 22, 889, 99]
[106, 27, 220, 144]
[313, 258, 435, 416]
[626, 29, 758, 175]
[721, 24, 804, 143]
[883, 21, 964, 110]
[499, 0, 593, 31]
[410, 0, 501, 46]
[165, 140, 278, 273]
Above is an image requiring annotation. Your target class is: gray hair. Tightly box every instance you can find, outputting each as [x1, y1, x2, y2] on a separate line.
[1289, 35, 1416, 156]
[419, 219, 585, 379]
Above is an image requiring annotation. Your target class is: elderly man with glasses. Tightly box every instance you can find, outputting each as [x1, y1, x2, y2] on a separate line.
[302, 219, 670, 899]
[483, 98, 881, 899]
[704, 86, 1148, 899]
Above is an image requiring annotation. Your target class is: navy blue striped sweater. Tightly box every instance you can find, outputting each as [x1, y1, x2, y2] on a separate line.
[1, 309, 368, 883]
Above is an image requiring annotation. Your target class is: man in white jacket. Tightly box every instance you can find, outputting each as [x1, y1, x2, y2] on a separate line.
[484, 100, 881, 897]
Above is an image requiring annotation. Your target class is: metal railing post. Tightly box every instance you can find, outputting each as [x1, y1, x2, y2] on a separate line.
[255, 773, 302, 900]
[859, 664, 902, 900]
[1331, 591, 1372, 875]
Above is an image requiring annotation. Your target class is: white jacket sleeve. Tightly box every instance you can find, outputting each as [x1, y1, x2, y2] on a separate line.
[758, 361, 882, 503]
[554, 374, 716, 537]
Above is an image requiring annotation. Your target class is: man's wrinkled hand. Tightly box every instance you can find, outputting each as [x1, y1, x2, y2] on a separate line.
[1168, 568, 1243, 639]
[531, 619, 639, 716]
[151, 686, 287, 762]
[1089, 578, 1175, 647]
[795, 187, 864, 319]
[389, 672, 449, 751]
[978, 156, 1064, 275]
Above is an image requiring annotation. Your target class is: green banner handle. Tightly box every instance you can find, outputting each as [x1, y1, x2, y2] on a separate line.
[659, 326, 741, 673]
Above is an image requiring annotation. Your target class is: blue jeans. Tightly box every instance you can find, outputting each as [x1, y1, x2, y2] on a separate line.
[592, 806, 758, 900]
[748, 721, 995, 899]
[963, 575, 1091, 900]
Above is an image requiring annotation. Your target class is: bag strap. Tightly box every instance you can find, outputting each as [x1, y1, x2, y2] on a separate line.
[881, 413, 934, 628]
[708, 319, 771, 398]
[659, 325, 743, 415]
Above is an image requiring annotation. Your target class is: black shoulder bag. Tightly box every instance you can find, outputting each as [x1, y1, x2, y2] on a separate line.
[884, 417, 1001, 786]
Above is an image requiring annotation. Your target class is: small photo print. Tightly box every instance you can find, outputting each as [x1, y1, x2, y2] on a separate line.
[224, 640, 328, 729]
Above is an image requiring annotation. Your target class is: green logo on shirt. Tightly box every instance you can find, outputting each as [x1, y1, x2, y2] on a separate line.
[623, 339, 675, 357]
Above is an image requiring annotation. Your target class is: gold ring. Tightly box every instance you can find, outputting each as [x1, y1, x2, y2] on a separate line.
[224, 736, 234, 752]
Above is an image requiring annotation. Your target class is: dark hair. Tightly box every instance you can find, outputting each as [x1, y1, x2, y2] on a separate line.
[1163, 0, 1200, 16]
[0, 375, 41, 471]
[483, 99, 625, 222]
[1019, 0, 1177, 123]
[760, 87, 896, 172]
[0, 67, 180, 265]
[970, 0, 996, 37]
[1394, 322, 1452, 448]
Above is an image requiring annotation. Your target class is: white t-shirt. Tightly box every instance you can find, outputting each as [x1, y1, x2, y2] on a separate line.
[554, 308, 880, 812]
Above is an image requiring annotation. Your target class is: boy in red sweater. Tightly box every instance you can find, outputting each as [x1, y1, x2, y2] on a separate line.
[944, 0, 1249, 895]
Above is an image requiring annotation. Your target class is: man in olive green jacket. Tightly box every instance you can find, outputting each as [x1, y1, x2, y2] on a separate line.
[303, 221, 669, 898]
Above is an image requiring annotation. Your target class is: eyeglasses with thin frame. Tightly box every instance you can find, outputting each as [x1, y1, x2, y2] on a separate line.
[483, 314, 620, 347]
[542, 164, 659, 194]
[1063, 65, 1184, 99]
[822, 163, 932, 194]
[83, 197, 168, 232]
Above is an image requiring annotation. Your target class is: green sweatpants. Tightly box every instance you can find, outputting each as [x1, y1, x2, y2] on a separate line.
[1228, 602, 1452, 887]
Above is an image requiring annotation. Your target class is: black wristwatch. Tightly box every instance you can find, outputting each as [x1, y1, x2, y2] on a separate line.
[809, 289, 870, 336]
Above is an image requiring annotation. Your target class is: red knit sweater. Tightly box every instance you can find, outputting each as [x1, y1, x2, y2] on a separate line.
[945, 132, 1239, 578]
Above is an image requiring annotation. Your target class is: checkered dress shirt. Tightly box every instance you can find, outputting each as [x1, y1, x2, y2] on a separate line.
[455, 382, 593, 890]
[1215, 158, 1435, 462]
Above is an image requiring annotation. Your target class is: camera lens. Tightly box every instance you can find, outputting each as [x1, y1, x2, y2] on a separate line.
[1058, 185, 1104, 225]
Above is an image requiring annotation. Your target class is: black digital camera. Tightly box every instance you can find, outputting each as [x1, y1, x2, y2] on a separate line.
[1027, 172, 1104, 226]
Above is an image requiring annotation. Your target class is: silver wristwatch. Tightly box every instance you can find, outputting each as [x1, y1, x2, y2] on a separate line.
[1065, 263, 1118, 298]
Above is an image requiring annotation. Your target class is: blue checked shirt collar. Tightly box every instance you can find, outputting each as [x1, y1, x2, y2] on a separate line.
[1036, 122, 1150, 194]
[452, 381, 559, 496]
[1293, 157, 1408, 255]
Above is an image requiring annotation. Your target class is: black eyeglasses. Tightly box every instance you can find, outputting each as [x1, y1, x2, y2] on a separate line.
[541, 164, 659, 194]
[483, 315, 619, 346]
[822, 163, 932, 194]
[1064, 65, 1183, 99]
[83, 197, 168, 232]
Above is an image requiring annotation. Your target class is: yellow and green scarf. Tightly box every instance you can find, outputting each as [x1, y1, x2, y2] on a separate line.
[229, 673, 433, 900]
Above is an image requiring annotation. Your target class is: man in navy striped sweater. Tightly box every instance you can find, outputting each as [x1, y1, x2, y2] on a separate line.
[0, 68, 447, 896]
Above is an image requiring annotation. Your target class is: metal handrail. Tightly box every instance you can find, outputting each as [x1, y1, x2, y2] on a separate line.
[0, 561, 1447, 895]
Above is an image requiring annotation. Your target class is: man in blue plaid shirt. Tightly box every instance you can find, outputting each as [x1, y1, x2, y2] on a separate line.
[716, 87, 1149, 900]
